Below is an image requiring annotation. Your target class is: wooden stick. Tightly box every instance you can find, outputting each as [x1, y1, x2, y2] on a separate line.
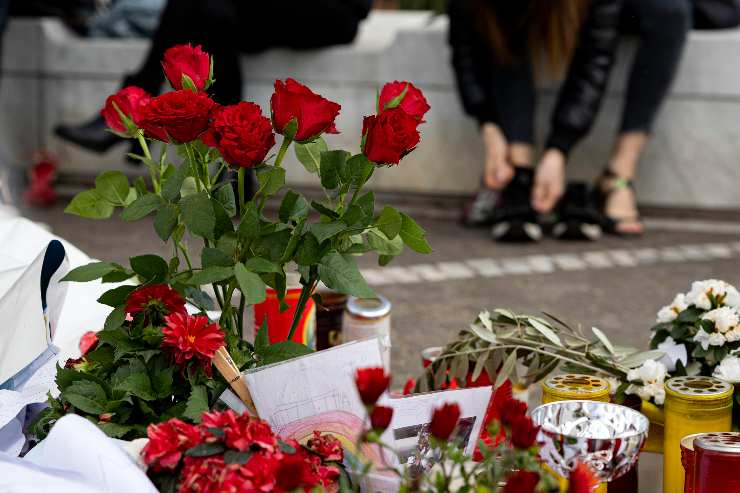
[213, 346, 258, 416]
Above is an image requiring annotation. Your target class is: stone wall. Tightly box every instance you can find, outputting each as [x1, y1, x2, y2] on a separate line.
[3, 12, 740, 209]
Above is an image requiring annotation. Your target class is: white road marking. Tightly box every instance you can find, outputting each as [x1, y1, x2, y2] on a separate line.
[465, 258, 504, 277]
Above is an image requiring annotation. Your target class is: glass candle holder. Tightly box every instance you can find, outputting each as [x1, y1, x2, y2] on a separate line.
[663, 376, 733, 493]
[680, 433, 703, 493]
[693, 432, 740, 493]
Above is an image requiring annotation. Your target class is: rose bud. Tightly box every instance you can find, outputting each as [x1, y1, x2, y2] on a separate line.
[101, 86, 151, 137]
[403, 378, 415, 396]
[370, 405, 393, 431]
[202, 102, 275, 168]
[362, 107, 421, 165]
[502, 470, 540, 493]
[429, 402, 461, 440]
[509, 414, 539, 449]
[79, 331, 99, 356]
[162, 44, 212, 92]
[354, 367, 390, 405]
[138, 90, 216, 143]
[378, 81, 430, 122]
[270, 78, 341, 142]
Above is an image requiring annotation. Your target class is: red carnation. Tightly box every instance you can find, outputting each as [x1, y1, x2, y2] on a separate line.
[101, 86, 150, 136]
[307, 431, 344, 462]
[429, 402, 461, 440]
[354, 367, 390, 405]
[501, 398, 528, 427]
[378, 81, 430, 121]
[569, 462, 600, 493]
[78, 331, 98, 356]
[509, 414, 539, 449]
[202, 102, 275, 168]
[162, 44, 211, 92]
[138, 90, 216, 143]
[142, 418, 202, 471]
[162, 313, 225, 375]
[125, 284, 186, 318]
[370, 405, 394, 431]
[362, 107, 420, 165]
[271, 78, 341, 142]
[503, 470, 540, 493]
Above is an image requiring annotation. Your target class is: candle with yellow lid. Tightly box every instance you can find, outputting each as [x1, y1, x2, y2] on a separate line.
[663, 376, 733, 493]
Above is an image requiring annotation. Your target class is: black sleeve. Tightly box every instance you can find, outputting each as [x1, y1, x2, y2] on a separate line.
[545, 0, 623, 156]
[447, 0, 497, 124]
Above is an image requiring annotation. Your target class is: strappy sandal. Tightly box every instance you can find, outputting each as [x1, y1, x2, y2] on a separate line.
[552, 182, 603, 241]
[596, 169, 644, 237]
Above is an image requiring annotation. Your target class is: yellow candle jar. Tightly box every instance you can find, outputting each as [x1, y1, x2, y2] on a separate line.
[663, 376, 733, 493]
[541, 374, 610, 404]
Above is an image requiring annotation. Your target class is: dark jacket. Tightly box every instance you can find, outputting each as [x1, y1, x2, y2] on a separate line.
[448, 0, 623, 156]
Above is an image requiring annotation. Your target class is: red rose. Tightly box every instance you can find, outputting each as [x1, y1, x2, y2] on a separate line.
[307, 431, 344, 462]
[270, 78, 341, 142]
[162, 313, 225, 375]
[370, 405, 393, 431]
[142, 418, 202, 471]
[378, 81, 430, 121]
[569, 462, 600, 493]
[125, 284, 186, 318]
[354, 367, 390, 405]
[509, 414, 539, 449]
[429, 402, 461, 440]
[78, 331, 98, 356]
[202, 102, 275, 168]
[503, 470, 540, 493]
[362, 107, 420, 165]
[162, 44, 211, 92]
[138, 90, 216, 143]
[101, 86, 150, 136]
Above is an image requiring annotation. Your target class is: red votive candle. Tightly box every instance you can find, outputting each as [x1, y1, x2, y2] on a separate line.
[694, 432, 740, 493]
[680, 433, 703, 493]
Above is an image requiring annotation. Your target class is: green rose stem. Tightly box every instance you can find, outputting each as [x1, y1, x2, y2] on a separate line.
[137, 133, 160, 194]
[237, 167, 247, 212]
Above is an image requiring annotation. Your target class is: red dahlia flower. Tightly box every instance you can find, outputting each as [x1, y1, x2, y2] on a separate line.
[503, 470, 540, 493]
[569, 462, 600, 493]
[101, 86, 151, 136]
[138, 90, 216, 143]
[275, 451, 320, 492]
[509, 414, 539, 449]
[270, 78, 341, 142]
[162, 313, 225, 375]
[125, 284, 186, 318]
[378, 81, 430, 122]
[162, 44, 211, 92]
[78, 330, 98, 355]
[354, 367, 390, 405]
[307, 431, 344, 462]
[202, 102, 275, 168]
[178, 455, 228, 492]
[429, 402, 461, 440]
[362, 107, 421, 165]
[370, 405, 394, 432]
[142, 418, 202, 471]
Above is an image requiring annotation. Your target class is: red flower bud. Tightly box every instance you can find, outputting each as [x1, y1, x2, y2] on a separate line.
[354, 367, 390, 405]
[270, 78, 340, 142]
[101, 86, 150, 136]
[378, 81, 430, 121]
[403, 378, 415, 396]
[503, 470, 540, 493]
[162, 44, 211, 92]
[509, 414, 539, 449]
[78, 331, 98, 356]
[362, 107, 420, 165]
[429, 402, 461, 440]
[370, 405, 394, 431]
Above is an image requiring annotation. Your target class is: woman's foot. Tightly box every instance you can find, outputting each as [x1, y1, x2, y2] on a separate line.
[597, 171, 645, 236]
[491, 167, 542, 242]
[55, 115, 124, 153]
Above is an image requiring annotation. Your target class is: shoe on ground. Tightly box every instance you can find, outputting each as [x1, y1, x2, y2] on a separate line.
[461, 185, 500, 228]
[490, 167, 542, 243]
[55, 115, 123, 154]
[551, 182, 603, 241]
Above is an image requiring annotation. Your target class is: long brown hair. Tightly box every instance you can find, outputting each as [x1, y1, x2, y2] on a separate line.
[475, 0, 590, 79]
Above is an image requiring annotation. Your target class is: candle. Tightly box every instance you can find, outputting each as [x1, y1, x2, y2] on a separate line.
[680, 433, 703, 493]
[693, 432, 740, 493]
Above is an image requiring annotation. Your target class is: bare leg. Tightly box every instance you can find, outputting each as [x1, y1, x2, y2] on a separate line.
[603, 131, 647, 234]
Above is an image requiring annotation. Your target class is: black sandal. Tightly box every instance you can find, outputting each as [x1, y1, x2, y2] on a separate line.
[596, 169, 644, 237]
[552, 182, 602, 241]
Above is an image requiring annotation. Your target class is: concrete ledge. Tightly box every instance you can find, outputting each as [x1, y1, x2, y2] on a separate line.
[3, 13, 740, 209]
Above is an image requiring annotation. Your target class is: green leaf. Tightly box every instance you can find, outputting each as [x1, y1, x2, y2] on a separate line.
[310, 222, 347, 244]
[256, 166, 286, 196]
[319, 150, 349, 190]
[383, 83, 409, 110]
[619, 350, 665, 369]
[224, 450, 253, 465]
[294, 138, 327, 174]
[318, 252, 375, 298]
[152, 366, 174, 398]
[367, 229, 403, 256]
[121, 193, 162, 221]
[61, 262, 121, 282]
[201, 247, 234, 268]
[97, 285, 136, 308]
[528, 318, 563, 347]
[212, 199, 234, 240]
[345, 154, 375, 189]
[311, 201, 340, 219]
[185, 443, 225, 457]
[279, 190, 309, 222]
[294, 234, 323, 266]
[104, 306, 126, 330]
[257, 229, 292, 262]
[115, 371, 156, 401]
[214, 184, 237, 217]
[65, 381, 107, 414]
[255, 319, 269, 352]
[592, 326, 616, 355]
[278, 439, 297, 454]
[495, 350, 518, 389]
[99, 423, 134, 439]
[238, 202, 260, 241]
[180, 191, 215, 239]
[234, 263, 267, 305]
[161, 163, 189, 201]
[130, 254, 169, 282]
[375, 206, 402, 240]
[183, 385, 209, 422]
[244, 257, 281, 274]
[399, 213, 432, 254]
[189, 266, 233, 285]
[154, 203, 179, 241]
[95, 171, 130, 205]
[259, 341, 313, 366]
[65, 190, 115, 219]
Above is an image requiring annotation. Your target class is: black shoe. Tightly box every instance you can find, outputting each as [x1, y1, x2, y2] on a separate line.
[490, 167, 542, 242]
[461, 185, 499, 228]
[552, 182, 602, 241]
[55, 115, 124, 153]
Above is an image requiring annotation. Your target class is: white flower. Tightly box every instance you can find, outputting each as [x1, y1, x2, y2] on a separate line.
[656, 293, 689, 323]
[726, 329, 740, 343]
[686, 280, 740, 310]
[714, 355, 740, 383]
[702, 307, 740, 333]
[693, 329, 726, 350]
[604, 377, 621, 395]
[657, 336, 687, 372]
[685, 361, 702, 376]
[625, 360, 668, 405]
[709, 332, 726, 347]
[626, 382, 666, 406]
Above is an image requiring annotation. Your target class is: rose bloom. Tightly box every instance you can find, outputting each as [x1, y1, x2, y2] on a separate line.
[162, 44, 211, 92]
[202, 102, 275, 168]
[370, 405, 393, 431]
[78, 330, 98, 355]
[162, 313, 225, 374]
[509, 414, 539, 449]
[306, 431, 344, 462]
[270, 78, 340, 142]
[569, 462, 600, 493]
[503, 470, 540, 493]
[142, 418, 202, 471]
[378, 81, 430, 121]
[101, 86, 150, 136]
[138, 90, 216, 143]
[354, 367, 390, 405]
[362, 107, 421, 165]
[429, 402, 461, 440]
[125, 284, 186, 318]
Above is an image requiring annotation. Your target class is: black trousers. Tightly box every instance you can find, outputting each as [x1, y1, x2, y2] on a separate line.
[488, 0, 692, 146]
[125, 0, 363, 104]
